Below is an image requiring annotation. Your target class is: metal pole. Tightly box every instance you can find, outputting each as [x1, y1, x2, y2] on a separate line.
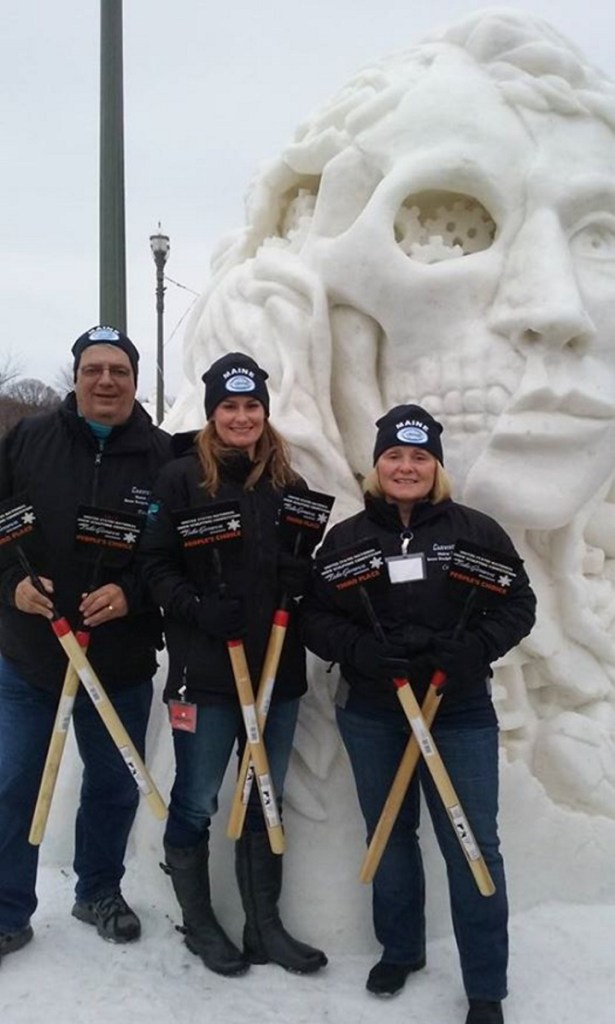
[100, 0, 126, 330]
[154, 252, 165, 424]
[150, 227, 170, 425]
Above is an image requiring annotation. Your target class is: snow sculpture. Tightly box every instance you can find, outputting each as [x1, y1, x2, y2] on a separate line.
[167, 9, 615, 831]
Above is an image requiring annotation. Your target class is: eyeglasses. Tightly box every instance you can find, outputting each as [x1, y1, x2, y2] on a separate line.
[78, 365, 132, 380]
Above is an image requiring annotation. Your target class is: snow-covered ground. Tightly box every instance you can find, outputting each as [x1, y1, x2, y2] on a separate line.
[3, 708, 615, 1024]
[3, 672, 615, 1024]
[2, 868, 613, 1024]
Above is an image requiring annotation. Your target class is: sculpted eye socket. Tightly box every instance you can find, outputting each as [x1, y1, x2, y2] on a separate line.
[569, 216, 615, 261]
[394, 190, 496, 264]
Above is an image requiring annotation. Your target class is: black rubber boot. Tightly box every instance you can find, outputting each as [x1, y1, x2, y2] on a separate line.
[163, 838, 248, 977]
[235, 831, 327, 974]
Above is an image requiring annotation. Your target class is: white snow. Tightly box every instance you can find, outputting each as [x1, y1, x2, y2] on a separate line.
[2, 690, 614, 1023]
[2, 865, 613, 1023]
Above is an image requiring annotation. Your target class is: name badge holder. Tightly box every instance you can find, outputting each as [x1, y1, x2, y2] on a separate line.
[169, 684, 197, 733]
[386, 534, 427, 585]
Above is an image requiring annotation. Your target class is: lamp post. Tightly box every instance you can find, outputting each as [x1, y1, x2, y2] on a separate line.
[149, 225, 170, 424]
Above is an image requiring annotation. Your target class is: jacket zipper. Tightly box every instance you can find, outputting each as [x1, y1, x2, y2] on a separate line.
[91, 440, 104, 505]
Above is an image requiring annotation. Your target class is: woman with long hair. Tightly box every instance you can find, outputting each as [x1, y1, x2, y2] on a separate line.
[140, 352, 326, 978]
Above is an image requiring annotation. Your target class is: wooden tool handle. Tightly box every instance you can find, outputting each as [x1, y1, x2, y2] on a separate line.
[29, 657, 83, 846]
[393, 677, 495, 897]
[53, 620, 167, 821]
[227, 611, 289, 840]
[226, 639, 285, 854]
[359, 678, 442, 883]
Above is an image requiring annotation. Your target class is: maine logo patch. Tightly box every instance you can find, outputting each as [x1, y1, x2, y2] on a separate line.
[225, 374, 256, 393]
[397, 425, 429, 445]
[88, 326, 120, 342]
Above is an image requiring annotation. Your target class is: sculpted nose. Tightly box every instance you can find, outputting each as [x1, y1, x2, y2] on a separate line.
[489, 209, 595, 353]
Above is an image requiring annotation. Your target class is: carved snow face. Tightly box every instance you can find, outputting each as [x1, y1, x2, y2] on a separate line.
[467, 109, 615, 527]
[300, 59, 615, 527]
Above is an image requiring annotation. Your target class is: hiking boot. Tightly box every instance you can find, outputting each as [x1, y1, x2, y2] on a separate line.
[366, 956, 426, 997]
[0, 924, 34, 961]
[466, 1000, 504, 1023]
[72, 891, 141, 943]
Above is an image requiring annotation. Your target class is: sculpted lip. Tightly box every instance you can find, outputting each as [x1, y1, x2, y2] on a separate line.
[509, 385, 615, 419]
[488, 409, 611, 449]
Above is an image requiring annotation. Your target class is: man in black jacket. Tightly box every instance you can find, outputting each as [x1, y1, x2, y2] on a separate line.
[0, 326, 172, 963]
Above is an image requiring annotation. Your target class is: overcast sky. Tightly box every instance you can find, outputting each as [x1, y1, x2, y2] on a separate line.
[2, 1, 614, 400]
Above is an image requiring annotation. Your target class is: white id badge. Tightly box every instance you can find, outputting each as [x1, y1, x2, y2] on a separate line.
[386, 552, 426, 584]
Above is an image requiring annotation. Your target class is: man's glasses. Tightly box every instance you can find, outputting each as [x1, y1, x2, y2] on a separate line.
[78, 365, 132, 380]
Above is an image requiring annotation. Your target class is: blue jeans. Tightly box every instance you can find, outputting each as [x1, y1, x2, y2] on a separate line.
[337, 701, 508, 1001]
[164, 698, 300, 848]
[0, 655, 152, 932]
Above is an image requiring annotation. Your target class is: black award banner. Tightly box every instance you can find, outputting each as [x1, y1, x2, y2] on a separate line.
[278, 487, 335, 555]
[447, 540, 523, 607]
[315, 537, 388, 612]
[173, 500, 243, 581]
[0, 493, 44, 569]
[75, 506, 144, 568]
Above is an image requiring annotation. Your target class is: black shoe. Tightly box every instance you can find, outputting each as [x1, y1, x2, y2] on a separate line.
[466, 1000, 504, 1023]
[72, 892, 141, 943]
[0, 924, 34, 961]
[366, 957, 426, 997]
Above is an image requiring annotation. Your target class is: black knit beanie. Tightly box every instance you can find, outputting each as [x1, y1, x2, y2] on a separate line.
[72, 325, 139, 383]
[202, 352, 270, 419]
[373, 404, 444, 464]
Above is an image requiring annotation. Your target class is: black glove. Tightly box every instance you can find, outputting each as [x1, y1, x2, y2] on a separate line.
[387, 624, 434, 659]
[433, 632, 487, 692]
[197, 593, 246, 640]
[348, 633, 410, 683]
[277, 551, 312, 599]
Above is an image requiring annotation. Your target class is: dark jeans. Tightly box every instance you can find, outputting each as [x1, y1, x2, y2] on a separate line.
[0, 654, 152, 932]
[337, 700, 508, 1001]
[164, 698, 300, 848]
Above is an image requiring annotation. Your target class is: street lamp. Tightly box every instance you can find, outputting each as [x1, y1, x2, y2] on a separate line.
[149, 223, 170, 424]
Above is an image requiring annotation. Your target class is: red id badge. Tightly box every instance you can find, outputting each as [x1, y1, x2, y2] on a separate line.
[169, 699, 197, 733]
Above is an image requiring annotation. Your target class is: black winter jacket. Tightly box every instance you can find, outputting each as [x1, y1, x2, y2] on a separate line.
[0, 393, 172, 694]
[301, 494, 536, 718]
[139, 437, 308, 705]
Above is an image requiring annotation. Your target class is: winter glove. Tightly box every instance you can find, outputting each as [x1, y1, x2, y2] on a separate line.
[348, 633, 410, 683]
[197, 593, 246, 640]
[277, 550, 312, 599]
[387, 624, 434, 659]
[432, 632, 487, 692]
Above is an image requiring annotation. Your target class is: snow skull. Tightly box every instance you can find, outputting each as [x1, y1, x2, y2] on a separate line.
[169, 10, 615, 820]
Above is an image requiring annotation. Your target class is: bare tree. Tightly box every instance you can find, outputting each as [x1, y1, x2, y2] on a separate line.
[0, 378, 61, 436]
[0, 353, 23, 393]
[8, 378, 60, 407]
[54, 362, 75, 397]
